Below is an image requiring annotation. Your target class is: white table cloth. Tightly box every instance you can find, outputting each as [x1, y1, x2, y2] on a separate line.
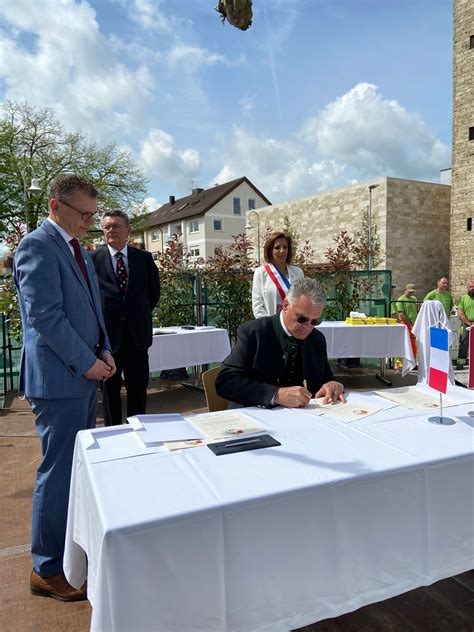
[64, 386, 473, 632]
[318, 321, 415, 375]
[148, 327, 231, 372]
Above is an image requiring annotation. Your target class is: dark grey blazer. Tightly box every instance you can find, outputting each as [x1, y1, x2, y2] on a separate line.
[215, 315, 333, 407]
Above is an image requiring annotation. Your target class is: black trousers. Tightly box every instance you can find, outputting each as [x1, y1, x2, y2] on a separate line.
[458, 329, 470, 360]
[102, 326, 150, 426]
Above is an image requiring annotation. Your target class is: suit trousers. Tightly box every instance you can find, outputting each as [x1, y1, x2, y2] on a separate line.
[102, 325, 150, 426]
[30, 386, 97, 577]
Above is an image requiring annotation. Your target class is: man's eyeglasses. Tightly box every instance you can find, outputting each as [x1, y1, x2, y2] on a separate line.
[58, 199, 97, 221]
[295, 314, 322, 327]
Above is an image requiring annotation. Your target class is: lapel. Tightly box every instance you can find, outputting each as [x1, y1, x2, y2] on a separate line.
[40, 222, 93, 306]
[101, 246, 120, 290]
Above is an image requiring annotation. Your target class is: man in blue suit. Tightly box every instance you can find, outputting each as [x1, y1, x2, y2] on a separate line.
[14, 174, 116, 601]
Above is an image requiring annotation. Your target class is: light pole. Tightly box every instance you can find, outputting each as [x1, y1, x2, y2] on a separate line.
[21, 165, 42, 233]
[245, 210, 261, 263]
[367, 184, 380, 271]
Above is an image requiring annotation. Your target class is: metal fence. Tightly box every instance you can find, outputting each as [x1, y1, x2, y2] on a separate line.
[0, 312, 21, 407]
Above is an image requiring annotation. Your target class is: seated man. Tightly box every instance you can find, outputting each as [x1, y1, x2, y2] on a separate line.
[216, 277, 345, 408]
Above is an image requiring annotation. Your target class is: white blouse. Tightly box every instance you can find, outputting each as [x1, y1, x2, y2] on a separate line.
[252, 264, 304, 318]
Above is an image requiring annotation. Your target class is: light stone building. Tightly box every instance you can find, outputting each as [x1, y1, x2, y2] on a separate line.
[246, 177, 451, 299]
[451, 0, 474, 299]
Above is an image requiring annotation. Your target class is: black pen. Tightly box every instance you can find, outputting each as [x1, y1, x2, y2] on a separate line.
[224, 438, 261, 448]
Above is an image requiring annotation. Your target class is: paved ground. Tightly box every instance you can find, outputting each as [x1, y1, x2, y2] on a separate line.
[1, 368, 472, 632]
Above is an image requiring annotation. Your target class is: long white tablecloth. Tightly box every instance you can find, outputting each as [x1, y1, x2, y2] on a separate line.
[318, 321, 415, 375]
[64, 386, 473, 632]
[148, 327, 231, 372]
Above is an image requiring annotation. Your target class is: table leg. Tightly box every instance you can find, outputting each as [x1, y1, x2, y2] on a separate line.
[376, 358, 392, 386]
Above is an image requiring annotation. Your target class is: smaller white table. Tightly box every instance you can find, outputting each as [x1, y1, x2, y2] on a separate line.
[148, 327, 231, 372]
[318, 321, 415, 381]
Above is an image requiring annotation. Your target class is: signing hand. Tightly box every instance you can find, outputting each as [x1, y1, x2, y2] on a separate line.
[315, 381, 346, 404]
[84, 359, 114, 381]
[274, 386, 312, 408]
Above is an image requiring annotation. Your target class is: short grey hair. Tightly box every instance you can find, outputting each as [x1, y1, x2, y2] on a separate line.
[287, 278, 326, 306]
[102, 209, 130, 227]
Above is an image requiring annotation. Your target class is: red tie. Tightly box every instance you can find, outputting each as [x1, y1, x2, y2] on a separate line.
[70, 238, 88, 284]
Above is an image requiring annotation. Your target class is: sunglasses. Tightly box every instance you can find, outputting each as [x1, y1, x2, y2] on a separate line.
[295, 314, 322, 326]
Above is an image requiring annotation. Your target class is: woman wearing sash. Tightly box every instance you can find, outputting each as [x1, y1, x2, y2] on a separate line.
[252, 231, 304, 318]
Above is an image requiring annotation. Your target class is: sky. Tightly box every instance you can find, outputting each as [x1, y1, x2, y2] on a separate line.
[0, 0, 453, 210]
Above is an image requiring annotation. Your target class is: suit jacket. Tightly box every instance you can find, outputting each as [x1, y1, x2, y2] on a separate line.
[215, 315, 333, 407]
[252, 264, 304, 318]
[91, 245, 160, 352]
[14, 221, 110, 399]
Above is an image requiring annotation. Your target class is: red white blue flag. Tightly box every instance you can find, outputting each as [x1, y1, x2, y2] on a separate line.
[428, 327, 449, 394]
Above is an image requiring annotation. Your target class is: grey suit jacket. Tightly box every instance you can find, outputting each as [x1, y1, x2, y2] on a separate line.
[14, 220, 110, 399]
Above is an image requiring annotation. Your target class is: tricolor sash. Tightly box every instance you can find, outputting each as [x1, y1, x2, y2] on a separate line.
[264, 263, 291, 301]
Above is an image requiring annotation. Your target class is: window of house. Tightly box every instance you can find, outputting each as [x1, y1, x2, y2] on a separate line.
[173, 224, 182, 236]
[189, 247, 200, 257]
[151, 230, 159, 241]
[248, 198, 256, 210]
[213, 219, 223, 231]
[232, 197, 241, 215]
[189, 220, 199, 233]
[469, 127, 474, 141]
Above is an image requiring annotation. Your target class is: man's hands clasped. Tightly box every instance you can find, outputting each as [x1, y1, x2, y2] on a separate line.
[84, 351, 117, 381]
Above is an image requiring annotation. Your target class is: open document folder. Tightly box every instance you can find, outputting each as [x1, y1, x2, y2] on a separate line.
[128, 414, 206, 445]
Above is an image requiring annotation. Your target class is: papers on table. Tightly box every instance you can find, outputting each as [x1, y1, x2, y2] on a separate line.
[374, 386, 458, 410]
[303, 397, 384, 423]
[188, 410, 266, 441]
[128, 414, 206, 445]
[83, 426, 166, 464]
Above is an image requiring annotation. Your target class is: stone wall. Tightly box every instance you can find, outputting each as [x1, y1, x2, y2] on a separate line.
[451, 0, 474, 299]
[247, 177, 451, 300]
[385, 178, 451, 299]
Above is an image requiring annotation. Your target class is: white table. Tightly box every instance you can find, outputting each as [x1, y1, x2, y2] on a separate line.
[318, 321, 415, 381]
[148, 327, 231, 372]
[64, 386, 473, 632]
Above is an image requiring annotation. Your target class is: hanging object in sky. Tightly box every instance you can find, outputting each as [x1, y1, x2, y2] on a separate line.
[216, 0, 253, 31]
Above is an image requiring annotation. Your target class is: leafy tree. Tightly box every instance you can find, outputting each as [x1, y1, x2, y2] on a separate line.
[0, 101, 148, 239]
[353, 206, 383, 270]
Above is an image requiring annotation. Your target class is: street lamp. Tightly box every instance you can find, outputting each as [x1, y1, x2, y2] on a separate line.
[367, 184, 380, 271]
[21, 165, 42, 233]
[245, 210, 261, 263]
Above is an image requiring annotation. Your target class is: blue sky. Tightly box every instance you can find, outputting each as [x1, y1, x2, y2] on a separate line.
[0, 0, 452, 209]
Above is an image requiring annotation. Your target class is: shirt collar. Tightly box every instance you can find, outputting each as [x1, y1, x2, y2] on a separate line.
[279, 310, 292, 337]
[46, 217, 74, 244]
[107, 243, 128, 259]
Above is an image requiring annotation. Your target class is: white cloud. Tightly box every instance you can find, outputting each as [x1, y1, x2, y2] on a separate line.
[239, 97, 255, 115]
[140, 128, 201, 192]
[210, 83, 450, 203]
[165, 44, 245, 71]
[301, 82, 449, 180]
[0, 0, 151, 142]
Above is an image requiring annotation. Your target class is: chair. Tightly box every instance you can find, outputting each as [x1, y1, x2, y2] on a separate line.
[201, 366, 229, 412]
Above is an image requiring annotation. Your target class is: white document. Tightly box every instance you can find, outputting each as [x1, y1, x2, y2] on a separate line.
[374, 386, 457, 410]
[84, 428, 165, 464]
[129, 414, 207, 445]
[187, 410, 267, 441]
[304, 398, 384, 423]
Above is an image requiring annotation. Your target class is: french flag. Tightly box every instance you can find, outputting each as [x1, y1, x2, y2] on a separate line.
[428, 327, 449, 394]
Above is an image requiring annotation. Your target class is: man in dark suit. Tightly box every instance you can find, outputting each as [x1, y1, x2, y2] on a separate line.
[216, 278, 345, 408]
[92, 210, 160, 425]
[15, 174, 115, 601]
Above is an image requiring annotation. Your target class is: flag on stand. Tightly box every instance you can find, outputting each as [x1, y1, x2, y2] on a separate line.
[469, 327, 473, 389]
[428, 327, 449, 394]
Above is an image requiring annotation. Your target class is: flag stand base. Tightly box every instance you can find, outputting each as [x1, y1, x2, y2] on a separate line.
[428, 416, 456, 425]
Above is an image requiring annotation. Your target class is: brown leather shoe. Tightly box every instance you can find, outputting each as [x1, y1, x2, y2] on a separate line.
[30, 569, 87, 602]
